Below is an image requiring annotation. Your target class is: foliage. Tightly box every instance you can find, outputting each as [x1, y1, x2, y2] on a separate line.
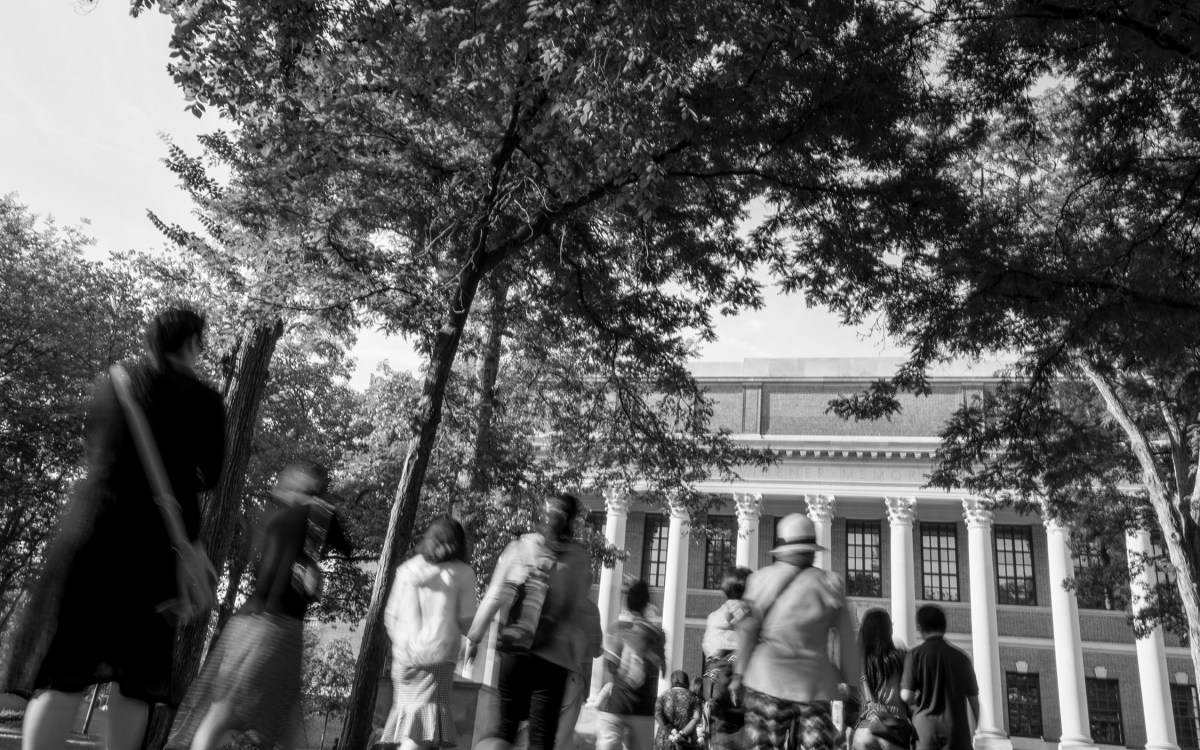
[302, 630, 356, 718]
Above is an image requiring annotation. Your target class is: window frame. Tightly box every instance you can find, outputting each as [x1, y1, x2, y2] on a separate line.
[920, 521, 961, 602]
[703, 516, 738, 590]
[1005, 672, 1044, 738]
[845, 519, 883, 598]
[994, 525, 1037, 606]
[1172, 683, 1200, 750]
[1085, 677, 1125, 747]
[640, 513, 669, 587]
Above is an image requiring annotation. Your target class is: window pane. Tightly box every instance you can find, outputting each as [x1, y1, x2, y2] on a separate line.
[1006, 672, 1043, 738]
[1086, 678, 1124, 746]
[1172, 684, 1200, 750]
[1074, 542, 1116, 610]
[641, 514, 669, 587]
[704, 517, 737, 589]
[920, 522, 960, 602]
[994, 526, 1037, 606]
[846, 520, 882, 598]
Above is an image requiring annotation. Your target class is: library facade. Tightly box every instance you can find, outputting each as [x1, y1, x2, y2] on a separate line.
[583, 359, 1198, 750]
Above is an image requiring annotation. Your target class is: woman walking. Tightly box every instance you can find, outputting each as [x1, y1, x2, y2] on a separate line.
[850, 609, 912, 750]
[381, 516, 477, 750]
[654, 671, 702, 750]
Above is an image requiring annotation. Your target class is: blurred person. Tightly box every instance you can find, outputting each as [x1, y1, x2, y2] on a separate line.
[556, 593, 604, 750]
[4, 308, 225, 750]
[469, 492, 592, 750]
[850, 609, 911, 750]
[700, 566, 752, 750]
[380, 515, 477, 750]
[595, 580, 666, 750]
[654, 671, 702, 750]
[900, 605, 979, 750]
[167, 462, 351, 750]
[733, 513, 859, 750]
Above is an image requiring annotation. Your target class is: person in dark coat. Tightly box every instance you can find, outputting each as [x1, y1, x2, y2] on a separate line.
[3, 308, 225, 750]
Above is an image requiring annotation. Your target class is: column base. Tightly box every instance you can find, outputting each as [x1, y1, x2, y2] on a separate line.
[1057, 737, 1099, 750]
[973, 731, 1013, 750]
[1143, 744, 1181, 750]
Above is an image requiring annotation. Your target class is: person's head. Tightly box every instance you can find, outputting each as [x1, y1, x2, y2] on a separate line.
[542, 491, 582, 542]
[273, 461, 326, 506]
[916, 604, 948, 636]
[690, 676, 703, 695]
[419, 515, 469, 565]
[146, 307, 206, 371]
[771, 513, 824, 567]
[671, 670, 689, 690]
[720, 566, 752, 601]
[626, 579, 650, 616]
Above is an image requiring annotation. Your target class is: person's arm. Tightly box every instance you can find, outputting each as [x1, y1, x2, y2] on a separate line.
[655, 694, 670, 728]
[457, 564, 479, 634]
[900, 649, 919, 706]
[679, 700, 702, 737]
[468, 543, 517, 644]
[966, 695, 981, 725]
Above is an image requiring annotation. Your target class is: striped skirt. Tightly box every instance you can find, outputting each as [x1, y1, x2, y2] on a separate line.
[380, 661, 458, 747]
[743, 686, 835, 750]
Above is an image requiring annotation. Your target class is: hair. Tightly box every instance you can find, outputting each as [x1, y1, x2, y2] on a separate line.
[543, 492, 582, 542]
[916, 604, 948, 634]
[418, 515, 469, 565]
[690, 676, 703, 695]
[858, 608, 905, 695]
[146, 307, 206, 367]
[720, 566, 752, 601]
[626, 579, 650, 615]
[671, 670, 690, 690]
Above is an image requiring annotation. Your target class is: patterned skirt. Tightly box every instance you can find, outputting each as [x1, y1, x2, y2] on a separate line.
[380, 661, 458, 747]
[166, 613, 303, 749]
[743, 686, 835, 750]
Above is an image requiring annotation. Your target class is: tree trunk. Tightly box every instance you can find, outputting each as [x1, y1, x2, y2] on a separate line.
[209, 505, 251, 652]
[470, 274, 509, 495]
[141, 317, 285, 749]
[339, 252, 497, 750]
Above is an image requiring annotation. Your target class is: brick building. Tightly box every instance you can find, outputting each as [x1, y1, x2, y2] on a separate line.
[580, 358, 1199, 750]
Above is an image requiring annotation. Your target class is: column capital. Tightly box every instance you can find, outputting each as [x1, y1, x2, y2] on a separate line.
[603, 488, 631, 516]
[667, 492, 691, 522]
[885, 496, 917, 525]
[734, 492, 763, 524]
[805, 494, 836, 523]
[963, 497, 995, 528]
[1036, 498, 1068, 533]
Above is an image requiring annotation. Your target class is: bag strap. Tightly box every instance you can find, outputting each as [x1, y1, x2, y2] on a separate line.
[302, 498, 334, 561]
[109, 365, 191, 551]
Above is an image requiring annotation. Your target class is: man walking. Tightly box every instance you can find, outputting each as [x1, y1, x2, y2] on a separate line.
[595, 580, 666, 750]
[900, 605, 980, 750]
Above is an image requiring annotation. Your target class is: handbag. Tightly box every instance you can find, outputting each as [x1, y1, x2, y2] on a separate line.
[868, 710, 915, 747]
[110, 365, 216, 622]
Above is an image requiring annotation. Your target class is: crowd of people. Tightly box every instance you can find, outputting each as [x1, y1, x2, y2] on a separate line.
[0, 305, 984, 750]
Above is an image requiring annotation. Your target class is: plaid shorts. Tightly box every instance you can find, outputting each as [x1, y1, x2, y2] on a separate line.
[744, 686, 836, 750]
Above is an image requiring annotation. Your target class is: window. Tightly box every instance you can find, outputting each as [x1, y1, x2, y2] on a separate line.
[1074, 542, 1116, 610]
[641, 514, 669, 587]
[1086, 677, 1124, 746]
[994, 526, 1036, 605]
[845, 520, 883, 597]
[1005, 672, 1043, 738]
[1173, 684, 1200, 750]
[586, 510, 606, 535]
[704, 517, 737, 589]
[920, 522, 960, 602]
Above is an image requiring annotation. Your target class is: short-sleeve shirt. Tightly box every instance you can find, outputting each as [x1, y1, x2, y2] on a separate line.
[603, 617, 666, 716]
[901, 635, 979, 750]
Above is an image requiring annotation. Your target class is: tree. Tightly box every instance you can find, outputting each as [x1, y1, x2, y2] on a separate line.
[134, 2, 961, 745]
[301, 632, 355, 750]
[779, 0, 1200, 684]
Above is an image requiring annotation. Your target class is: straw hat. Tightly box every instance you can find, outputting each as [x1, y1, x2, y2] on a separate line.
[771, 513, 826, 555]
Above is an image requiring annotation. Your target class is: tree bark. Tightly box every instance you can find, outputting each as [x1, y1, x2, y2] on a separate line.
[209, 505, 251, 652]
[470, 274, 509, 495]
[141, 317, 284, 749]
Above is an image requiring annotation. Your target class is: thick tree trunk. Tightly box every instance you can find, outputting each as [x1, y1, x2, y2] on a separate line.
[209, 506, 251, 652]
[470, 275, 509, 495]
[142, 318, 284, 750]
[339, 256, 497, 750]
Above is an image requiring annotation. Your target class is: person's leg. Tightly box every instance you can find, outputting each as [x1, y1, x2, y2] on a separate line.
[189, 701, 236, 750]
[555, 672, 585, 750]
[104, 686, 150, 750]
[625, 715, 655, 750]
[22, 690, 83, 750]
[796, 701, 836, 750]
[526, 658, 570, 749]
[494, 653, 534, 744]
[593, 712, 625, 750]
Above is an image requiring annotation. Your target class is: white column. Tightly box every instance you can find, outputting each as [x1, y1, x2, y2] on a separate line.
[660, 496, 691, 692]
[735, 492, 763, 570]
[885, 496, 917, 649]
[1126, 528, 1180, 750]
[806, 494, 836, 571]
[1042, 512, 1099, 750]
[591, 489, 631, 697]
[963, 498, 1013, 750]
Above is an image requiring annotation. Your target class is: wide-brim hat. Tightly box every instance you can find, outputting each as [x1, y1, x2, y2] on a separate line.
[771, 512, 826, 555]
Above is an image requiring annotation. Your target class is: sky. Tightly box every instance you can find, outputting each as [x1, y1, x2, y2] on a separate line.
[1, 0, 908, 389]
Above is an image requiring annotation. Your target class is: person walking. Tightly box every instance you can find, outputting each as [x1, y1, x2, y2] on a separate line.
[595, 580, 666, 750]
[4, 308, 225, 750]
[167, 462, 351, 750]
[733, 513, 859, 750]
[556, 593, 604, 750]
[900, 605, 980, 750]
[654, 672, 702, 750]
[469, 492, 592, 750]
[850, 609, 912, 750]
[380, 515, 477, 750]
[700, 566, 752, 750]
